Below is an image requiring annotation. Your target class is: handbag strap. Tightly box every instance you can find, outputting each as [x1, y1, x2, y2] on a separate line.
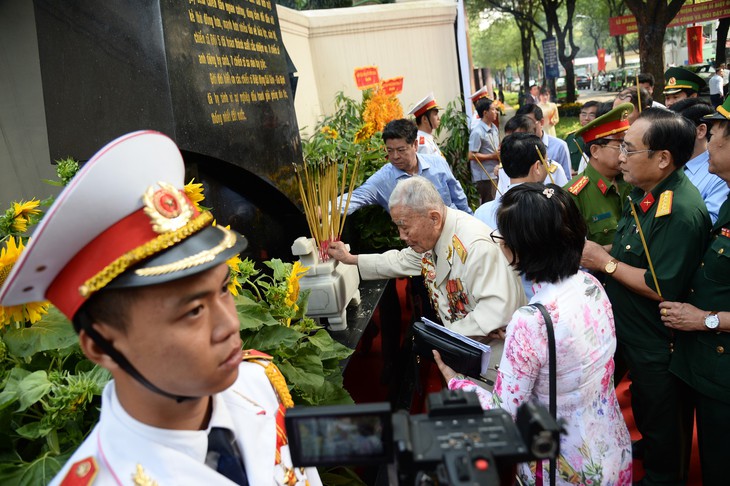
[532, 303, 557, 485]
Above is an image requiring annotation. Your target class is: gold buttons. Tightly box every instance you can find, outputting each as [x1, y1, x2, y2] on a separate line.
[625, 244, 631, 250]
[720, 248, 725, 255]
[717, 346, 725, 354]
[701, 262, 705, 267]
[604, 228, 609, 234]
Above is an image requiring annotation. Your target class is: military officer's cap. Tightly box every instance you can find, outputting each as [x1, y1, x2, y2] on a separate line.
[469, 86, 490, 104]
[408, 93, 441, 118]
[0, 131, 247, 320]
[663, 67, 706, 95]
[703, 95, 730, 121]
[575, 102, 634, 143]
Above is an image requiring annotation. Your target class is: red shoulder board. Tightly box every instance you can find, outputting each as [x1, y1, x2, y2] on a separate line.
[568, 176, 589, 195]
[242, 349, 273, 361]
[419, 136, 425, 144]
[60, 457, 98, 486]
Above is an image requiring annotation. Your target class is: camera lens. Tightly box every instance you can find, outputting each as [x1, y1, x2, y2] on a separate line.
[530, 431, 557, 458]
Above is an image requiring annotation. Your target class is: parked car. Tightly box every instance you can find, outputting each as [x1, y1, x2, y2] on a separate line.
[576, 74, 592, 89]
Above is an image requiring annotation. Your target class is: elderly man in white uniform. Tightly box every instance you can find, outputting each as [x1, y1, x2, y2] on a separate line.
[328, 176, 526, 383]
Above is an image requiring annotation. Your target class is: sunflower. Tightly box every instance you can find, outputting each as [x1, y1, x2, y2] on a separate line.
[0, 236, 49, 326]
[184, 179, 205, 212]
[354, 122, 376, 144]
[320, 126, 339, 140]
[10, 199, 41, 233]
[284, 261, 310, 310]
[226, 254, 243, 296]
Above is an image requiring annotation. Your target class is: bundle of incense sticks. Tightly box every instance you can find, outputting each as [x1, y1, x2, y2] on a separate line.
[295, 156, 360, 261]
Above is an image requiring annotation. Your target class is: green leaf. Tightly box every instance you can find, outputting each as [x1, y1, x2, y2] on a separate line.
[4, 309, 77, 358]
[307, 329, 354, 361]
[0, 368, 31, 412]
[241, 325, 303, 354]
[16, 370, 51, 411]
[235, 294, 278, 330]
[15, 421, 53, 440]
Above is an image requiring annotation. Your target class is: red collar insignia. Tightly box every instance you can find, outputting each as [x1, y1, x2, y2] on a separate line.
[639, 193, 655, 212]
[597, 178, 608, 195]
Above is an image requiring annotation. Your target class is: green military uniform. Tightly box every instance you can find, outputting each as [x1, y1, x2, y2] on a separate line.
[670, 197, 730, 484]
[565, 131, 584, 173]
[663, 66, 706, 97]
[669, 100, 730, 485]
[606, 169, 711, 485]
[564, 164, 631, 245]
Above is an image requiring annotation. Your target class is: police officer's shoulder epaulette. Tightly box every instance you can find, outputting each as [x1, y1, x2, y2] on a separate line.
[567, 176, 589, 195]
[60, 457, 98, 486]
[655, 190, 674, 218]
[242, 349, 273, 362]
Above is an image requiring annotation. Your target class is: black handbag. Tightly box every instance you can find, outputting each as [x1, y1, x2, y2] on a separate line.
[411, 320, 485, 379]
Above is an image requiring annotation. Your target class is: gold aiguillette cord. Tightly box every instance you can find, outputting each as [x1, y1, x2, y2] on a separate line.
[535, 146, 555, 184]
[627, 195, 662, 298]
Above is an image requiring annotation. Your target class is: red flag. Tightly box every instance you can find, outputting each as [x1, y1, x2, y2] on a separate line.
[597, 49, 606, 72]
[687, 26, 704, 65]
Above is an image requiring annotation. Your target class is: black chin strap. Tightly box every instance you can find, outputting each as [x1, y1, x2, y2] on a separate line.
[75, 310, 195, 403]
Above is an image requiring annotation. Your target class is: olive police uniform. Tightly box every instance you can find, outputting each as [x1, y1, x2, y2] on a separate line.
[565, 164, 631, 245]
[606, 169, 710, 484]
[0, 132, 319, 486]
[669, 197, 730, 484]
[566, 103, 634, 246]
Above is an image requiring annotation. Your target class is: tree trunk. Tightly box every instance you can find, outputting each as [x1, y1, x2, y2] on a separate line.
[613, 35, 626, 68]
[624, 0, 685, 104]
[520, 25, 532, 104]
[717, 17, 730, 66]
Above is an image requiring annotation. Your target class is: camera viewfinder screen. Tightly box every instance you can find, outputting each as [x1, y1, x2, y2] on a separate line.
[286, 404, 393, 467]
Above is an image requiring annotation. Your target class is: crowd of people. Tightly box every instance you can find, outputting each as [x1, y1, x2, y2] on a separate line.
[328, 65, 730, 485]
[2, 64, 729, 485]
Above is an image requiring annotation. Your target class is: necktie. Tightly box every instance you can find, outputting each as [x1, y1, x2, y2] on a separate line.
[206, 427, 249, 485]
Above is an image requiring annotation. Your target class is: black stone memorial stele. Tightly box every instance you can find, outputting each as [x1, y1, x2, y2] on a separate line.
[33, 0, 306, 260]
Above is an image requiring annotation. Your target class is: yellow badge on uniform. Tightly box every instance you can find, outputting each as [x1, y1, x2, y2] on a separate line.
[568, 176, 589, 195]
[60, 457, 98, 486]
[655, 190, 673, 218]
[452, 235, 467, 263]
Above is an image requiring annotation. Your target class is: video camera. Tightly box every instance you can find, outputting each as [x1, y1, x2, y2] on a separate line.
[285, 389, 562, 485]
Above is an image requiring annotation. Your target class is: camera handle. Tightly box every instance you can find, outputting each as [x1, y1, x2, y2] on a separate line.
[438, 450, 500, 485]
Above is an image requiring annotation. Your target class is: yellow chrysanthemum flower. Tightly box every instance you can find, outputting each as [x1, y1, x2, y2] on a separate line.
[0, 236, 49, 326]
[184, 179, 205, 212]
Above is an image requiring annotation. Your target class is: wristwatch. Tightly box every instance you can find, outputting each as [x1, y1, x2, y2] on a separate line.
[704, 311, 720, 330]
[604, 259, 619, 275]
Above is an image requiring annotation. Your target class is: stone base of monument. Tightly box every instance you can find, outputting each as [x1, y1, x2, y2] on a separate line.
[291, 237, 361, 331]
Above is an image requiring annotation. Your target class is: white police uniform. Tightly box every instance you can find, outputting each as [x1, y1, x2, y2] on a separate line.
[50, 360, 322, 486]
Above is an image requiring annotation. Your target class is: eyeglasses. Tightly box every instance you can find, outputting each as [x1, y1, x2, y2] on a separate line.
[579, 111, 596, 119]
[489, 229, 505, 244]
[619, 143, 654, 158]
[601, 143, 622, 151]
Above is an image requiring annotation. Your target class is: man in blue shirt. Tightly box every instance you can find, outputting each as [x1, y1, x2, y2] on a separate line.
[344, 119, 472, 215]
[516, 103, 571, 178]
[670, 98, 729, 223]
[468, 98, 501, 204]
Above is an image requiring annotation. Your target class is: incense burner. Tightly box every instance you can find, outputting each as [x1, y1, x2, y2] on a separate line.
[291, 237, 361, 330]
